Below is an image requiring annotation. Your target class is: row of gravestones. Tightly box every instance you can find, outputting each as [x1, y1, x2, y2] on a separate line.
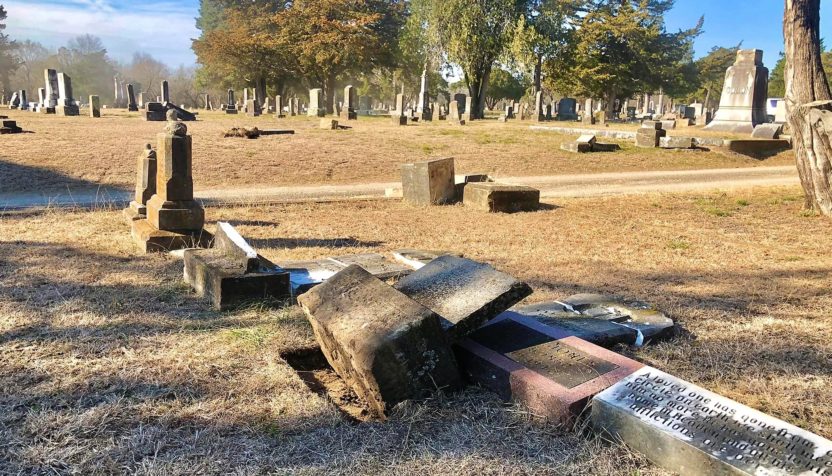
[7, 69, 80, 116]
[119, 113, 831, 475]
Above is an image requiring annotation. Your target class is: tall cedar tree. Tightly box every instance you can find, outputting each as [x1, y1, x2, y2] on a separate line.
[0, 4, 19, 98]
[784, 0, 832, 215]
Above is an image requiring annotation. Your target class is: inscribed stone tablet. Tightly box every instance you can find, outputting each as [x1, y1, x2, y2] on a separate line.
[592, 367, 832, 476]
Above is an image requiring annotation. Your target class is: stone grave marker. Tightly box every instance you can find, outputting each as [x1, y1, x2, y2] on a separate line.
[89, 95, 100, 118]
[660, 136, 694, 149]
[123, 144, 157, 222]
[556, 98, 578, 120]
[297, 265, 462, 418]
[307, 88, 325, 117]
[44, 69, 58, 112]
[226, 89, 238, 114]
[275, 95, 285, 118]
[391, 93, 407, 125]
[751, 123, 784, 139]
[8, 92, 18, 109]
[463, 183, 540, 213]
[462, 96, 473, 122]
[560, 293, 675, 344]
[184, 222, 291, 310]
[535, 91, 544, 122]
[161, 80, 170, 103]
[561, 134, 597, 153]
[591, 367, 832, 476]
[457, 313, 644, 423]
[328, 253, 411, 279]
[18, 90, 28, 111]
[127, 84, 138, 112]
[401, 157, 456, 205]
[340, 85, 357, 120]
[635, 121, 667, 148]
[705, 49, 769, 133]
[416, 69, 431, 121]
[276, 259, 347, 296]
[55, 73, 79, 116]
[394, 255, 532, 339]
[449, 100, 460, 121]
[391, 249, 462, 270]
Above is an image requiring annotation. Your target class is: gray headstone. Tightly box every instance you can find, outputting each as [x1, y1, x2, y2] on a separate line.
[705, 49, 769, 134]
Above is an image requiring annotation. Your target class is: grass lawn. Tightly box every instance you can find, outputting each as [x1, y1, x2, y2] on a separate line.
[0, 109, 792, 195]
[1, 186, 828, 474]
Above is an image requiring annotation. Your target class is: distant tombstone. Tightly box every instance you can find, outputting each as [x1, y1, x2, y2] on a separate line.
[44, 69, 58, 110]
[161, 80, 170, 104]
[556, 98, 578, 120]
[392, 93, 407, 125]
[89, 95, 101, 118]
[592, 367, 832, 476]
[138, 92, 145, 109]
[454, 93, 467, 114]
[535, 91, 544, 122]
[505, 104, 514, 119]
[275, 95, 285, 118]
[8, 91, 18, 109]
[127, 84, 138, 112]
[582, 99, 594, 124]
[262, 96, 271, 113]
[449, 100, 460, 121]
[705, 49, 769, 133]
[773, 99, 787, 124]
[37, 88, 45, 109]
[225, 89, 238, 114]
[462, 96, 473, 122]
[18, 90, 28, 111]
[307, 88, 325, 117]
[55, 74, 79, 116]
[594, 110, 606, 125]
[340, 85, 357, 121]
[751, 123, 784, 139]
[545, 104, 552, 121]
[417, 69, 431, 121]
[358, 95, 372, 115]
[292, 97, 299, 116]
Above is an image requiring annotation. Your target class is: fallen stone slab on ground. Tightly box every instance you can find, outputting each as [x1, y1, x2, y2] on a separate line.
[560, 293, 675, 344]
[184, 222, 291, 310]
[456, 313, 644, 423]
[394, 255, 532, 339]
[0, 120, 23, 134]
[298, 264, 461, 418]
[391, 249, 463, 270]
[591, 366, 832, 476]
[328, 253, 411, 279]
[725, 139, 792, 156]
[751, 123, 784, 139]
[275, 259, 347, 296]
[463, 182, 541, 213]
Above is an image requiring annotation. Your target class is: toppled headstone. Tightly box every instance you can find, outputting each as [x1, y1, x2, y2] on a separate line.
[223, 127, 294, 138]
[457, 314, 644, 423]
[659, 136, 695, 149]
[751, 123, 784, 139]
[454, 173, 493, 199]
[276, 259, 347, 296]
[591, 367, 832, 476]
[0, 120, 23, 134]
[463, 182, 540, 213]
[298, 265, 462, 418]
[391, 249, 462, 270]
[394, 255, 532, 339]
[184, 222, 291, 310]
[560, 293, 675, 344]
[401, 157, 456, 206]
[725, 139, 792, 156]
[328, 253, 411, 279]
[320, 118, 338, 130]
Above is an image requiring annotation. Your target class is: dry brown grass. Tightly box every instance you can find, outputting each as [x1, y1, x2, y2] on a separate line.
[0, 109, 791, 195]
[1, 185, 830, 474]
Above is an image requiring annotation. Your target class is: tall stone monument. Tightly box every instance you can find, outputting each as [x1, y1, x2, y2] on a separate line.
[127, 84, 138, 112]
[340, 85, 357, 121]
[45, 69, 58, 110]
[392, 93, 407, 125]
[55, 73, 79, 116]
[535, 91, 544, 122]
[307, 88, 325, 117]
[417, 68, 431, 121]
[124, 144, 157, 222]
[18, 90, 28, 111]
[132, 111, 206, 253]
[161, 80, 170, 104]
[705, 49, 769, 134]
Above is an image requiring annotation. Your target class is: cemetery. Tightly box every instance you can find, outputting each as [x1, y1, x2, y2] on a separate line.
[1, 0, 832, 474]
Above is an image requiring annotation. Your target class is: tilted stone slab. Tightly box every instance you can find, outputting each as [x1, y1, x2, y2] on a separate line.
[394, 255, 532, 339]
[391, 249, 462, 270]
[401, 157, 456, 205]
[328, 253, 411, 279]
[502, 301, 640, 347]
[456, 314, 643, 423]
[591, 367, 832, 475]
[298, 265, 461, 418]
[751, 123, 784, 140]
[275, 259, 347, 296]
[561, 293, 675, 344]
[463, 182, 540, 213]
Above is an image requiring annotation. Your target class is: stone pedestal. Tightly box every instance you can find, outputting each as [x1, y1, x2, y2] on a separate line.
[401, 157, 456, 205]
[463, 183, 540, 213]
[705, 49, 769, 134]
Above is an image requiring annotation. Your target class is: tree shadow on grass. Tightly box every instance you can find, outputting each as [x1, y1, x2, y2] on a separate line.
[0, 158, 129, 197]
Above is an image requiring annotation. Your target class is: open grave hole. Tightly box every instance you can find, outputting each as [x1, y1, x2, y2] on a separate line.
[280, 346, 375, 423]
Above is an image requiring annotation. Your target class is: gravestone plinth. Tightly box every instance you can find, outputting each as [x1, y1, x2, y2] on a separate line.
[591, 367, 832, 476]
[705, 49, 769, 134]
[124, 144, 157, 223]
[401, 157, 456, 205]
[463, 182, 540, 213]
[457, 315, 644, 423]
[144, 102, 166, 121]
[297, 265, 461, 418]
[635, 122, 667, 148]
[660, 136, 694, 149]
[132, 116, 206, 253]
[394, 255, 532, 339]
[184, 222, 291, 310]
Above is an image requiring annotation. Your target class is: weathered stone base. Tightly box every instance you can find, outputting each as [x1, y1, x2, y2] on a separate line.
[122, 201, 146, 224]
[391, 115, 407, 126]
[55, 105, 80, 116]
[226, 108, 238, 114]
[463, 183, 540, 213]
[703, 120, 756, 134]
[725, 139, 791, 156]
[184, 249, 291, 310]
[130, 219, 211, 253]
[146, 196, 205, 232]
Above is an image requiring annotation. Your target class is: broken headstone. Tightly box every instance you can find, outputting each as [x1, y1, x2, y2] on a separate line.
[463, 182, 540, 213]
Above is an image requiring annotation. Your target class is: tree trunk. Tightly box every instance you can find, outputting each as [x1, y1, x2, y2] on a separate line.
[533, 55, 542, 95]
[784, 0, 832, 213]
[323, 73, 336, 114]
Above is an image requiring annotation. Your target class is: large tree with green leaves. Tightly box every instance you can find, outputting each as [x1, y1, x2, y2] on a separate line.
[691, 44, 740, 108]
[418, 0, 523, 119]
[0, 4, 19, 98]
[485, 68, 527, 108]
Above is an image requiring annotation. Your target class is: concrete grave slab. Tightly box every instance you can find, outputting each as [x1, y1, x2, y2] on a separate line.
[394, 255, 532, 339]
[328, 253, 411, 279]
[463, 182, 540, 213]
[401, 157, 456, 206]
[275, 259, 348, 296]
[561, 294, 675, 344]
[591, 367, 832, 476]
[391, 249, 463, 270]
[456, 315, 644, 423]
[751, 123, 784, 139]
[298, 265, 461, 418]
[660, 136, 695, 149]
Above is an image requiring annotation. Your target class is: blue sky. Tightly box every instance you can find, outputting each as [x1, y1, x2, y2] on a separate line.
[4, 0, 832, 69]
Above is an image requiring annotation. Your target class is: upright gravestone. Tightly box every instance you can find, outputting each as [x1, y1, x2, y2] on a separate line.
[462, 96, 473, 122]
[37, 88, 45, 111]
[123, 144, 156, 221]
[417, 69, 431, 121]
[292, 97, 299, 116]
[225, 89, 238, 114]
[127, 84, 138, 112]
[449, 100, 460, 121]
[340, 85, 357, 121]
[592, 367, 832, 476]
[401, 157, 455, 206]
[307, 88, 325, 117]
[18, 90, 28, 111]
[535, 91, 544, 122]
[56, 74, 79, 116]
[44, 69, 58, 113]
[454, 93, 467, 114]
[113, 76, 120, 108]
[8, 91, 18, 109]
[391, 93, 407, 125]
[583, 99, 594, 124]
[89, 95, 101, 118]
[275, 95, 285, 118]
[138, 92, 145, 109]
[556, 98, 578, 120]
[705, 49, 769, 133]
[161, 80, 170, 104]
